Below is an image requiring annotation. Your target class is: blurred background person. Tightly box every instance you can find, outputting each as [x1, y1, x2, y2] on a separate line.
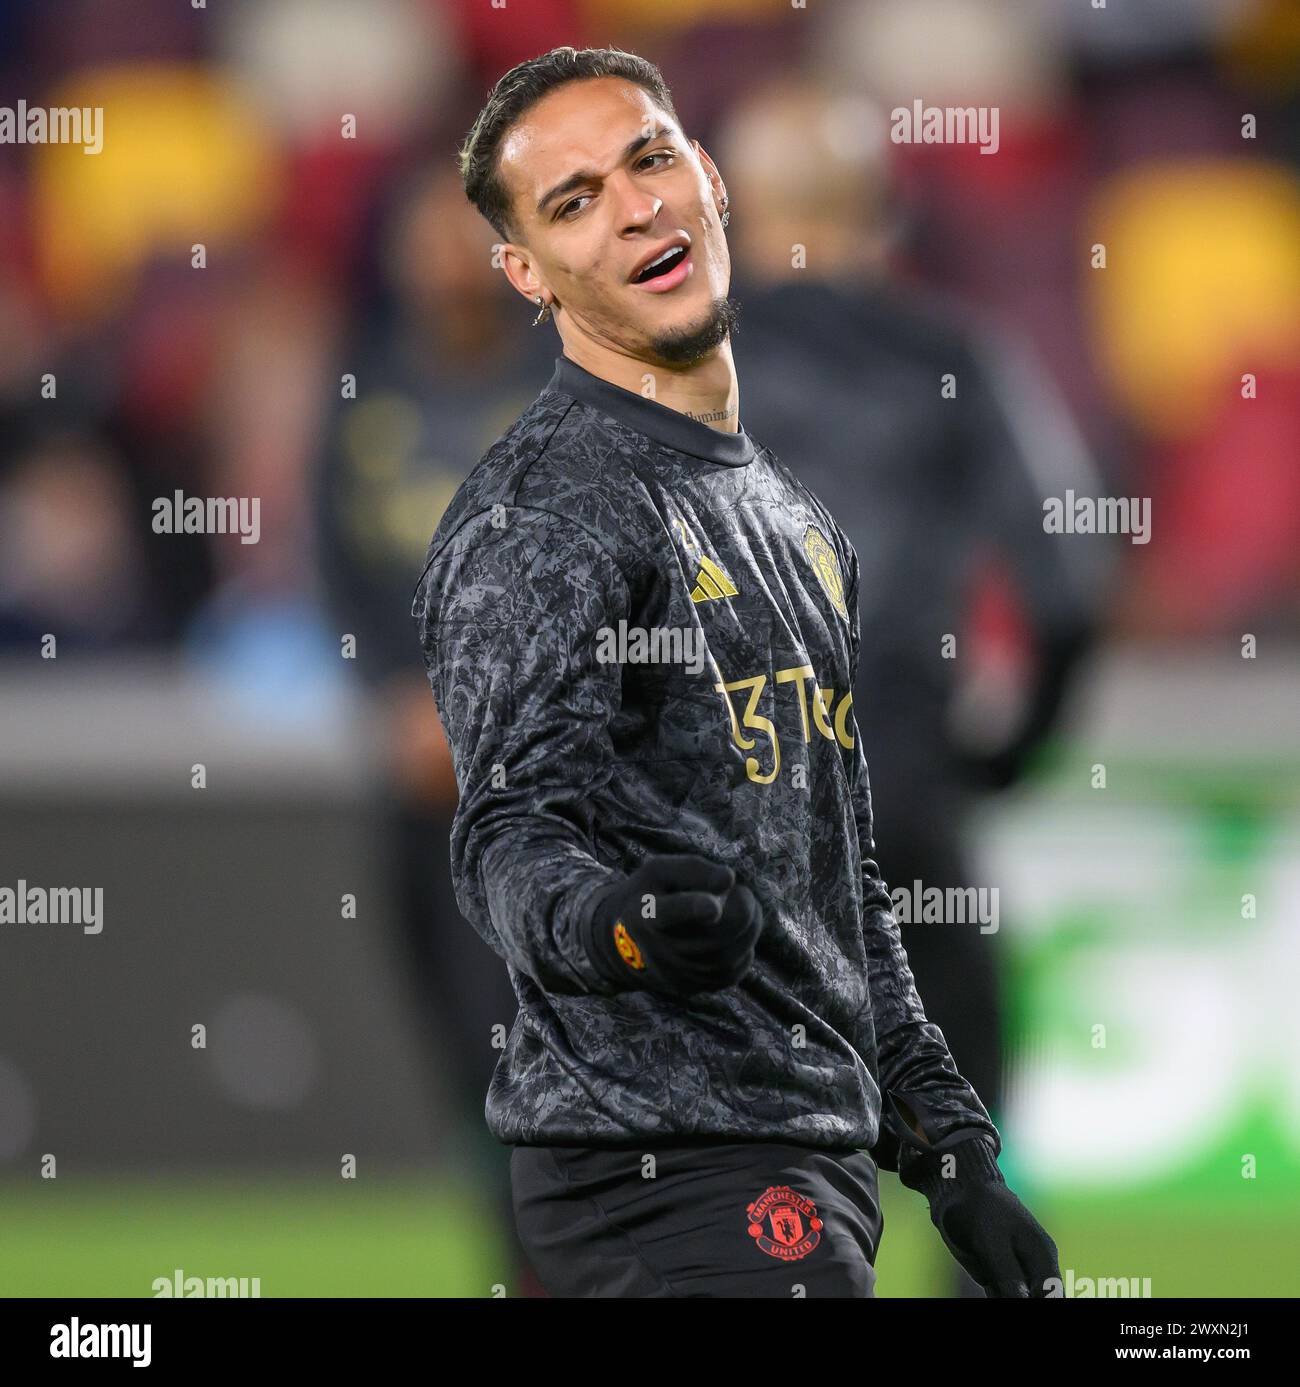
[720, 71, 1114, 1291]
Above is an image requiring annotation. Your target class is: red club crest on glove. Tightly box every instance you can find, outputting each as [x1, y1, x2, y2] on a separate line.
[746, 1185, 822, 1261]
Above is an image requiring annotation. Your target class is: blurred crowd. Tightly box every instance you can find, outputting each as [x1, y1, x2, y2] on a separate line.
[1, 0, 1297, 666]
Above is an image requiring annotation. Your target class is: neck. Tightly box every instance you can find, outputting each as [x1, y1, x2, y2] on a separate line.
[557, 332, 740, 434]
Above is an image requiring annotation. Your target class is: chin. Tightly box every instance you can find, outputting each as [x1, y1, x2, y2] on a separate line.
[646, 293, 741, 368]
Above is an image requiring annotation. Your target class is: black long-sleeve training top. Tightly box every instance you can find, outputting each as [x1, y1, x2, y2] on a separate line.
[411, 353, 1001, 1165]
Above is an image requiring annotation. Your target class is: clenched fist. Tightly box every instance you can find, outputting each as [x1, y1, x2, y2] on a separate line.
[580, 853, 762, 997]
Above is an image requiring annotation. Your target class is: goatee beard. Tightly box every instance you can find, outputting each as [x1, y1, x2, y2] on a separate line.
[648, 295, 742, 367]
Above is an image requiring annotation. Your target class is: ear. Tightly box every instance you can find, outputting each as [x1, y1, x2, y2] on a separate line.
[499, 242, 550, 308]
[692, 139, 727, 217]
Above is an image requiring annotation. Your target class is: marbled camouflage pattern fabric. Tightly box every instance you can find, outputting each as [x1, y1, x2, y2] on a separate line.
[411, 355, 1001, 1165]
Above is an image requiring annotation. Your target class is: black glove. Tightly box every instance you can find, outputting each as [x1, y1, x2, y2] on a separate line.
[899, 1133, 1062, 1297]
[578, 853, 762, 998]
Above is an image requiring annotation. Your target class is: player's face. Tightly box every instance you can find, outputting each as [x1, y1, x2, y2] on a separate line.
[498, 77, 731, 363]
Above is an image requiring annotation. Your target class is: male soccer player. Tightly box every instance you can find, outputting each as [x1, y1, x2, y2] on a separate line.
[412, 46, 1060, 1298]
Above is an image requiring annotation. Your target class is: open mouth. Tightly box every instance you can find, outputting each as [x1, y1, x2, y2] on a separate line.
[632, 245, 689, 285]
[630, 244, 694, 295]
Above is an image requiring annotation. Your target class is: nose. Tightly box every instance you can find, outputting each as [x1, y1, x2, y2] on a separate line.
[612, 174, 662, 235]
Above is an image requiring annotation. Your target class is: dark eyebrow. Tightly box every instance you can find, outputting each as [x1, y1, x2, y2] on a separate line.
[535, 125, 676, 218]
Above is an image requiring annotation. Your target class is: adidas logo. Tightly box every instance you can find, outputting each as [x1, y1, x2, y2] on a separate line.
[690, 555, 738, 603]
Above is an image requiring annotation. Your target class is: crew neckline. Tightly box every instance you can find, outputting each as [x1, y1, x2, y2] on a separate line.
[547, 354, 755, 467]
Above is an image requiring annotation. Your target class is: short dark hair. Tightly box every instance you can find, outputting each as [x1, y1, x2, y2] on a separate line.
[458, 46, 680, 243]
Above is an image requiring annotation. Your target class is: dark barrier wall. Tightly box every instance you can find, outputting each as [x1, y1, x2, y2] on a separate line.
[0, 793, 445, 1171]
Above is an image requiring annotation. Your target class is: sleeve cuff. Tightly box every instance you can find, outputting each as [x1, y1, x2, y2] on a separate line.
[898, 1133, 1004, 1205]
[569, 869, 630, 994]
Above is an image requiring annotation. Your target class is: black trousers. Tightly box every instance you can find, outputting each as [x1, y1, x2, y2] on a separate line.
[511, 1141, 884, 1297]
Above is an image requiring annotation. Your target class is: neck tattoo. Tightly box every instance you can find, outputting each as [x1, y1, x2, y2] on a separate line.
[684, 405, 738, 425]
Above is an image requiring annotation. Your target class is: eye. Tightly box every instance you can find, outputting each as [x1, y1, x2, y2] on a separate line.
[638, 150, 674, 170]
[558, 194, 592, 220]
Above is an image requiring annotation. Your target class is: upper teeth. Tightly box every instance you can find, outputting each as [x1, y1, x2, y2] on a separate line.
[642, 247, 680, 274]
